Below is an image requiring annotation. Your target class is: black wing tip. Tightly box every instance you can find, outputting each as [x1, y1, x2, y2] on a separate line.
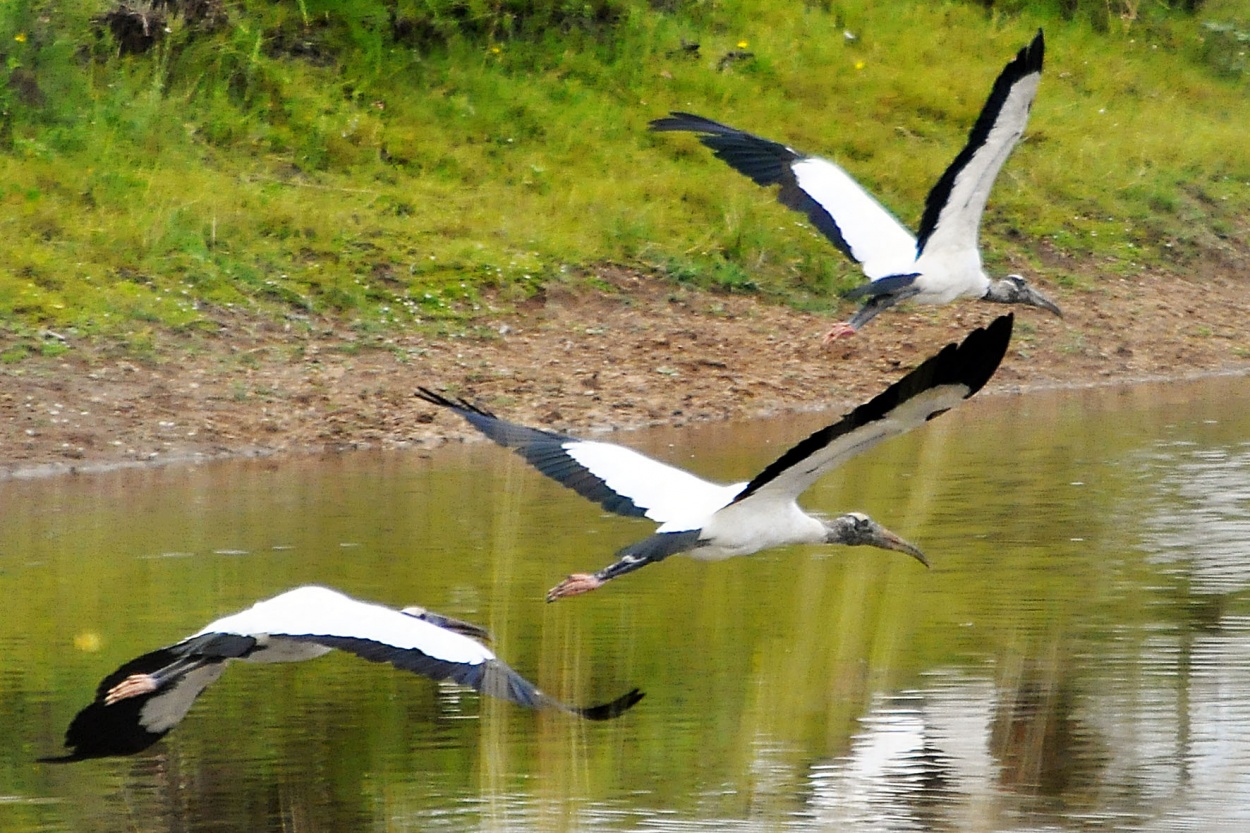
[952, 313, 1014, 397]
[575, 688, 646, 721]
[1010, 29, 1045, 77]
[414, 386, 496, 420]
[1026, 29, 1044, 66]
[649, 111, 722, 133]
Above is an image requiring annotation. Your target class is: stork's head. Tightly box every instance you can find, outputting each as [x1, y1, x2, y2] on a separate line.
[986, 275, 1063, 318]
[825, 512, 929, 567]
[401, 606, 493, 642]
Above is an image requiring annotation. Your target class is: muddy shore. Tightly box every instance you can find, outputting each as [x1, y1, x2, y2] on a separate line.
[3, 264, 1248, 480]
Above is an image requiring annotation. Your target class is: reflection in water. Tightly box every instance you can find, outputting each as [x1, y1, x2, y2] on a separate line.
[4, 377, 1250, 831]
[802, 666, 1109, 833]
[1138, 441, 1250, 594]
[804, 687, 970, 832]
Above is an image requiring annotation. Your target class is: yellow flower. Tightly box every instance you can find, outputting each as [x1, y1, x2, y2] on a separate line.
[737, 40, 749, 49]
[854, 60, 865, 70]
[490, 45, 502, 55]
[74, 632, 102, 652]
[15, 32, 27, 43]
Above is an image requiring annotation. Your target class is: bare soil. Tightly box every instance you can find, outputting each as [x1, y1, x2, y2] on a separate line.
[2, 263, 1248, 480]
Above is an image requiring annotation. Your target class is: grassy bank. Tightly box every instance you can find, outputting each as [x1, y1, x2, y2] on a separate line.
[1, 0, 1247, 356]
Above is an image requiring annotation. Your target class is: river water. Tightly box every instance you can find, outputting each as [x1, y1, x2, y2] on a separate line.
[2, 376, 1249, 832]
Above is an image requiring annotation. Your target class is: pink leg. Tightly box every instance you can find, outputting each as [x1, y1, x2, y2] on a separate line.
[822, 322, 859, 344]
[546, 573, 605, 602]
[104, 674, 159, 705]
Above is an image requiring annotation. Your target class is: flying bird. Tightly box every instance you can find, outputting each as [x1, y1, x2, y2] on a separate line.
[650, 30, 1058, 342]
[42, 586, 643, 761]
[417, 314, 1013, 601]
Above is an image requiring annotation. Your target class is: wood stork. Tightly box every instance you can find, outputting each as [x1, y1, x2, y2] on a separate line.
[650, 30, 1059, 342]
[416, 314, 1013, 601]
[41, 586, 643, 762]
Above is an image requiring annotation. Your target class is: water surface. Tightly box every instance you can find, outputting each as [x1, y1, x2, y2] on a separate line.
[2, 376, 1249, 831]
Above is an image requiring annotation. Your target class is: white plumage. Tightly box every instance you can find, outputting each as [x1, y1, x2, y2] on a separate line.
[651, 30, 1059, 341]
[43, 586, 643, 761]
[417, 314, 1014, 600]
[198, 586, 491, 667]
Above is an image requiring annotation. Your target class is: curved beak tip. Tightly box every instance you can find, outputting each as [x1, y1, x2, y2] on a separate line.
[880, 530, 929, 568]
[1030, 290, 1063, 318]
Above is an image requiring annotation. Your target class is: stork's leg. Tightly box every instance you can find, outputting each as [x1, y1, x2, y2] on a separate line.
[823, 286, 921, 344]
[546, 531, 701, 601]
[104, 655, 210, 705]
[546, 553, 651, 601]
[823, 295, 902, 343]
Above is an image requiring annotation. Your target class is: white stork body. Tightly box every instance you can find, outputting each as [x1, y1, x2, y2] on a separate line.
[650, 31, 1059, 340]
[417, 314, 1014, 600]
[694, 497, 829, 561]
[43, 586, 643, 761]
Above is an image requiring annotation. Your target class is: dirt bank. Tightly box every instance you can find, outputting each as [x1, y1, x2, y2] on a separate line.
[2, 264, 1248, 480]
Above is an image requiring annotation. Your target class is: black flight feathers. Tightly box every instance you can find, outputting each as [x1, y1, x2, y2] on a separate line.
[731, 314, 1014, 504]
[649, 29, 1045, 265]
[915, 29, 1044, 252]
[306, 635, 643, 721]
[418, 315, 1012, 513]
[649, 112, 859, 264]
[576, 687, 647, 721]
[649, 112, 798, 188]
[38, 647, 209, 762]
[413, 388, 650, 520]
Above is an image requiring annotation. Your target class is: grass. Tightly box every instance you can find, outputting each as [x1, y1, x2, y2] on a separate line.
[0, 0, 1247, 349]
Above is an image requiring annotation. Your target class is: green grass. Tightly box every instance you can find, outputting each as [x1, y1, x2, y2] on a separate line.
[0, 0, 1247, 347]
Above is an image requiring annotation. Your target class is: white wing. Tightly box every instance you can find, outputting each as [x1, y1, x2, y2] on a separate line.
[915, 31, 1044, 259]
[565, 440, 744, 526]
[650, 112, 917, 280]
[732, 315, 1014, 505]
[789, 157, 919, 279]
[198, 586, 493, 667]
[745, 385, 976, 505]
[415, 388, 739, 527]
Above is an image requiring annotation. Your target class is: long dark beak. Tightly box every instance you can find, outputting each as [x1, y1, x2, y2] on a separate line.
[876, 527, 929, 568]
[1026, 285, 1063, 318]
[402, 607, 493, 642]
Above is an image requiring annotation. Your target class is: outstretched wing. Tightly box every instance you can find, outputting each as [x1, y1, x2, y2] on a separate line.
[650, 112, 918, 280]
[225, 587, 644, 721]
[40, 648, 228, 762]
[915, 30, 1044, 257]
[733, 314, 1014, 505]
[415, 388, 740, 527]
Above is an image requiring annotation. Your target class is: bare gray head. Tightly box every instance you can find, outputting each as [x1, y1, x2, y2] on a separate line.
[400, 606, 493, 642]
[984, 274, 1062, 318]
[824, 512, 929, 567]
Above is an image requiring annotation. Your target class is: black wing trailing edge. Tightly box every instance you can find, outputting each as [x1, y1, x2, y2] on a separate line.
[415, 387, 650, 519]
[914, 30, 1044, 253]
[650, 112, 797, 187]
[649, 112, 859, 263]
[734, 314, 1014, 503]
[309, 635, 643, 720]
